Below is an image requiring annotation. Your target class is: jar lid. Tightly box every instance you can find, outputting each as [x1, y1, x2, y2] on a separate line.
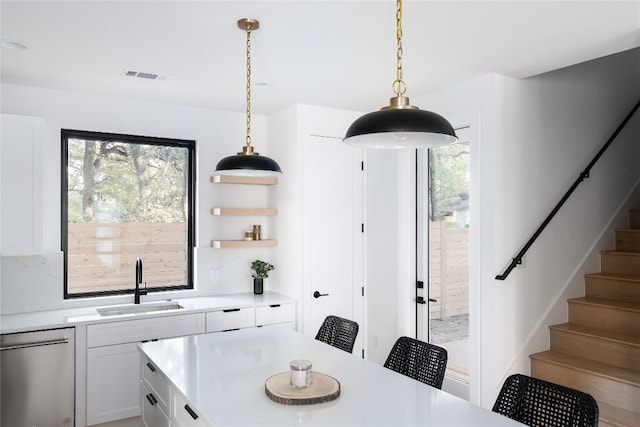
[290, 359, 312, 371]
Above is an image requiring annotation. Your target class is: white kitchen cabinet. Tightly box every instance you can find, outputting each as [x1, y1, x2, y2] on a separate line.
[0, 114, 45, 255]
[142, 355, 170, 414]
[173, 390, 211, 427]
[205, 307, 255, 332]
[141, 382, 170, 427]
[87, 342, 140, 425]
[255, 303, 294, 328]
[86, 313, 205, 425]
[87, 312, 205, 347]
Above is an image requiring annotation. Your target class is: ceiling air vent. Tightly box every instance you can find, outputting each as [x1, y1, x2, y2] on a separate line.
[122, 69, 168, 81]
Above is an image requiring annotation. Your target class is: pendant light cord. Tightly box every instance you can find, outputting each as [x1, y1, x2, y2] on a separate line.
[393, 0, 406, 97]
[245, 24, 253, 148]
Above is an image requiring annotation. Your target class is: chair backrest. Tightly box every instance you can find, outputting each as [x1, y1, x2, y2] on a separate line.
[383, 336, 448, 389]
[492, 374, 599, 427]
[314, 315, 359, 353]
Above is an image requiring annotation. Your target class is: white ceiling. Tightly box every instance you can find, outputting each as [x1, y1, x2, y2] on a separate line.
[1, 1, 638, 115]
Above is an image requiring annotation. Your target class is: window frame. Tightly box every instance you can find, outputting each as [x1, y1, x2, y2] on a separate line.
[61, 129, 196, 299]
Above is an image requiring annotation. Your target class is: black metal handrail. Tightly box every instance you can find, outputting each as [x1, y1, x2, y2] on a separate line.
[496, 99, 640, 280]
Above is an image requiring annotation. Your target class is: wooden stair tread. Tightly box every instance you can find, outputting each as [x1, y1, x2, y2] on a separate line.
[598, 401, 640, 427]
[600, 250, 640, 256]
[551, 323, 640, 346]
[530, 350, 640, 386]
[568, 297, 640, 312]
[584, 272, 640, 283]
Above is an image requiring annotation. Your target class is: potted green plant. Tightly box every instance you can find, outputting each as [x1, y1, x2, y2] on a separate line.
[251, 260, 274, 294]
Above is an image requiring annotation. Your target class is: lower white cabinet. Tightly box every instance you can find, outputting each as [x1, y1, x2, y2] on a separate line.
[205, 303, 295, 333]
[256, 303, 295, 328]
[86, 313, 205, 425]
[173, 391, 211, 427]
[87, 342, 141, 425]
[205, 307, 255, 332]
[140, 355, 210, 427]
[86, 299, 295, 425]
[141, 381, 170, 427]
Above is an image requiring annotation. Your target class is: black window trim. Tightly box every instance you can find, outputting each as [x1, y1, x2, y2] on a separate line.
[61, 129, 196, 299]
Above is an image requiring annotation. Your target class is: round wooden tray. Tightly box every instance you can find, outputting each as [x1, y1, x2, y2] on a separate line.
[265, 372, 340, 405]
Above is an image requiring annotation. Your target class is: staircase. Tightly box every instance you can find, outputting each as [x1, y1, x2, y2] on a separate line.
[530, 209, 640, 427]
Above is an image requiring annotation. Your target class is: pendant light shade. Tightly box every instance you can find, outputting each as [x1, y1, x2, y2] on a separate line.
[344, 0, 457, 149]
[215, 18, 282, 176]
[215, 147, 282, 176]
[344, 103, 457, 149]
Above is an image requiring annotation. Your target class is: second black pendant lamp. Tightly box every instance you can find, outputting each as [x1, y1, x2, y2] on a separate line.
[215, 18, 282, 176]
[343, 0, 457, 149]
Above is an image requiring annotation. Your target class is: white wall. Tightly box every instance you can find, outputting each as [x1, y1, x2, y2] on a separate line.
[0, 83, 278, 314]
[411, 47, 640, 407]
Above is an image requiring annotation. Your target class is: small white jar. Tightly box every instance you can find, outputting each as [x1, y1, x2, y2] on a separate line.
[289, 359, 313, 388]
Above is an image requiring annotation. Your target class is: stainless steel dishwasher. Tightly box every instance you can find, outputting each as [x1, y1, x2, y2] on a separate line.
[1, 327, 75, 426]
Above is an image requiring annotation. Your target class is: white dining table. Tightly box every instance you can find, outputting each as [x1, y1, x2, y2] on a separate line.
[139, 325, 524, 426]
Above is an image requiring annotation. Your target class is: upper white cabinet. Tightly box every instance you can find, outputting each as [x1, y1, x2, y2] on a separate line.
[1, 114, 45, 256]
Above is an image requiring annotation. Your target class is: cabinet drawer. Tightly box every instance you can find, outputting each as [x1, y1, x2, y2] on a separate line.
[255, 303, 294, 326]
[141, 382, 170, 427]
[87, 313, 206, 347]
[142, 355, 170, 414]
[173, 391, 210, 427]
[206, 307, 255, 332]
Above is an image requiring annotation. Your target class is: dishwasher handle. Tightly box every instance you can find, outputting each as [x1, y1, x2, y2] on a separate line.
[0, 338, 69, 351]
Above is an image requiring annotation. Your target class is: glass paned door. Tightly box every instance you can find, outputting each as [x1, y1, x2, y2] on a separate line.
[417, 128, 470, 382]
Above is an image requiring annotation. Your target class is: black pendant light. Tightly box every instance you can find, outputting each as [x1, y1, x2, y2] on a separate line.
[215, 18, 282, 176]
[344, 0, 457, 149]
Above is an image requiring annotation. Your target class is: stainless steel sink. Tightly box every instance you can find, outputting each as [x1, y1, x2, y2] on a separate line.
[97, 301, 184, 316]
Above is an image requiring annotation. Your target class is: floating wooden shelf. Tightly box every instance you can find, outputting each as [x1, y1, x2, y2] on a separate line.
[211, 208, 278, 216]
[211, 175, 278, 185]
[211, 239, 278, 249]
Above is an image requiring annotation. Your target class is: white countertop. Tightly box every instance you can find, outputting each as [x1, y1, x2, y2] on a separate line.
[0, 292, 293, 334]
[139, 326, 524, 426]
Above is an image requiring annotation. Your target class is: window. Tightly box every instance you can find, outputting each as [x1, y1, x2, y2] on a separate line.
[62, 130, 195, 298]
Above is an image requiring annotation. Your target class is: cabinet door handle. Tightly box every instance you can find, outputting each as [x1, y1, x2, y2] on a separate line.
[146, 362, 156, 372]
[269, 304, 281, 308]
[184, 404, 199, 420]
[223, 308, 241, 313]
[146, 393, 158, 406]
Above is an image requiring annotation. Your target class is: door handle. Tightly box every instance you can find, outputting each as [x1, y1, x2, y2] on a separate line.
[313, 291, 329, 299]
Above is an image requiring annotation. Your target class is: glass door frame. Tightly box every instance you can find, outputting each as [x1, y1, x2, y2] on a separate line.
[414, 110, 481, 403]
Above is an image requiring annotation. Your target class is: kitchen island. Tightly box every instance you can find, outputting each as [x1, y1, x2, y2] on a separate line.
[138, 326, 523, 426]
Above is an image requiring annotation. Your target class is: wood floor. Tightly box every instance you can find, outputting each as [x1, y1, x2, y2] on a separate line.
[530, 209, 640, 427]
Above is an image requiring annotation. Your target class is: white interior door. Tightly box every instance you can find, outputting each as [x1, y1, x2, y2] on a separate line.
[303, 134, 364, 356]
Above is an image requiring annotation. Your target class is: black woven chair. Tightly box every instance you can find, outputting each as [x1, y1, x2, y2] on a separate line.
[383, 336, 448, 389]
[314, 315, 359, 353]
[492, 374, 599, 427]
